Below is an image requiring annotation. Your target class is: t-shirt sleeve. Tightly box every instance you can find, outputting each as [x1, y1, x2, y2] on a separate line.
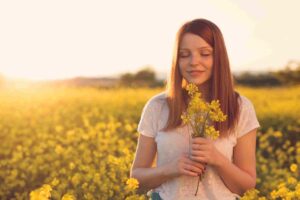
[137, 99, 159, 138]
[236, 97, 260, 138]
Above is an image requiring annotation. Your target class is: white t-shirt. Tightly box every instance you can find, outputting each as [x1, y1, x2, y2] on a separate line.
[137, 92, 260, 200]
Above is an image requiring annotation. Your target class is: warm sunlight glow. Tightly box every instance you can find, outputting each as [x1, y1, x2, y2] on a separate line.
[2, 68, 72, 81]
[0, 0, 299, 80]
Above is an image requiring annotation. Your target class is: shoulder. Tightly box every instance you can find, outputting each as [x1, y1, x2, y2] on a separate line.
[234, 94, 260, 138]
[145, 91, 168, 109]
[138, 91, 168, 138]
[148, 91, 167, 103]
[238, 95, 255, 111]
[238, 95, 255, 117]
[237, 94, 257, 122]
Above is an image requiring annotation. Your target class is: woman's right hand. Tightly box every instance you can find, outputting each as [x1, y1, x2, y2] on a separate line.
[164, 153, 206, 178]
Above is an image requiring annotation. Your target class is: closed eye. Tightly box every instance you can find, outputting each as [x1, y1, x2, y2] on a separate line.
[179, 50, 212, 58]
[179, 51, 190, 58]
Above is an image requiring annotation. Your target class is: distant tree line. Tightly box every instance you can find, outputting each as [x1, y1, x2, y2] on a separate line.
[120, 61, 300, 88]
[234, 61, 300, 87]
[1, 61, 299, 89]
[119, 67, 165, 88]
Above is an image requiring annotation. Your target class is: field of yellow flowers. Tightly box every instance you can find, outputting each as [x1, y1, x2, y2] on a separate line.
[0, 86, 299, 199]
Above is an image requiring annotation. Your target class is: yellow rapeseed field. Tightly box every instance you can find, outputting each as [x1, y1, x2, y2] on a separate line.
[0, 86, 299, 199]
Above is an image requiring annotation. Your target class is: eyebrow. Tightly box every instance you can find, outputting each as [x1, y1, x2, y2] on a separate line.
[179, 47, 213, 51]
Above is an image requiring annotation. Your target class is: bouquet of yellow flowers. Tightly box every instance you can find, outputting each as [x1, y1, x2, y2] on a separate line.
[181, 83, 227, 196]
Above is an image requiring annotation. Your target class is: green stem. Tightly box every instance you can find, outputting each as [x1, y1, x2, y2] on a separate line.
[189, 111, 209, 196]
[194, 172, 203, 196]
[190, 118, 199, 137]
[202, 111, 209, 136]
[194, 112, 209, 196]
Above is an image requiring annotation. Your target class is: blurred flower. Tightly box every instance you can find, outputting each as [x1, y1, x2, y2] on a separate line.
[126, 178, 139, 190]
[62, 193, 76, 200]
[290, 164, 298, 172]
[30, 184, 52, 200]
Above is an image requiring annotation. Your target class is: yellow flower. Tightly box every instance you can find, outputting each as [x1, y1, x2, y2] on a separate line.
[62, 193, 76, 200]
[126, 178, 139, 190]
[30, 184, 52, 200]
[51, 178, 59, 187]
[125, 194, 146, 200]
[270, 190, 278, 199]
[181, 114, 190, 124]
[181, 83, 227, 139]
[71, 173, 81, 187]
[258, 197, 267, 200]
[204, 125, 219, 139]
[277, 186, 289, 197]
[273, 131, 282, 138]
[295, 183, 300, 196]
[69, 162, 75, 170]
[288, 177, 297, 185]
[186, 83, 199, 96]
[240, 188, 260, 199]
[290, 163, 298, 172]
[278, 182, 286, 189]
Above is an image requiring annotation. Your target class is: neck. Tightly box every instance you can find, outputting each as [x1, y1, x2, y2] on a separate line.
[198, 82, 211, 102]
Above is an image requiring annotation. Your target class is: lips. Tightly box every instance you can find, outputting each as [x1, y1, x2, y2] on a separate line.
[188, 70, 204, 76]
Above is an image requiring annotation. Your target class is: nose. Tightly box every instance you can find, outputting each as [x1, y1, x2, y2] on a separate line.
[190, 53, 200, 66]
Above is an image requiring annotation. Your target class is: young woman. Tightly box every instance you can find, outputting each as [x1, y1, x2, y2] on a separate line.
[130, 18, 260, 200]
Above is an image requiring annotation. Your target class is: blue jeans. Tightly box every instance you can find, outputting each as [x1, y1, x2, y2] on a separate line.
[150, 192, 162, 200]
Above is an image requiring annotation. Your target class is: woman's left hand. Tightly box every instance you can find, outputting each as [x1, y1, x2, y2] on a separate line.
[190, 137, 224, 167]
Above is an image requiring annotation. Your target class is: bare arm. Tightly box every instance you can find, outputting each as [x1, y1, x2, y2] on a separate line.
[130, 134, 206, 192]
[130, 134, 171, 192]
[214, 128, 257, 195]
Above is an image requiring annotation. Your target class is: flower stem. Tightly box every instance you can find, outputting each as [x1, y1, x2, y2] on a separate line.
[194, 174, 203, 196]
[194, 113, 208, 196]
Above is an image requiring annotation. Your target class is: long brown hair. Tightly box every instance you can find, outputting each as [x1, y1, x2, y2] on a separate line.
[163, 18, 240, 137]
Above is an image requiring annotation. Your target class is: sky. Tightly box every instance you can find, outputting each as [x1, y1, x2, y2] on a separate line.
[0, 0, 299, 80]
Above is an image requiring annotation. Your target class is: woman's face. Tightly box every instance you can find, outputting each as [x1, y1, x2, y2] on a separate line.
[178, 33, 214, 86]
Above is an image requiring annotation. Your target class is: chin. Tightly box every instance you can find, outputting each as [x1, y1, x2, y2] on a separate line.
[187, 78, 208, 86]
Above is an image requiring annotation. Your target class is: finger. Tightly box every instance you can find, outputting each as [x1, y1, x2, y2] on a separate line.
[183, 164, 203, 175]
[191, 144, 200, 150]
[182, 169, 198, 177]
[193, 160, 208, 167]
[191, 144, 208, 151]
[194, 160, 207, 170]
[193, 161, 206, 170]
[184, 163, 204, 174]
[192, 137, 207, 144]
[190, 150, 206, 157]
[190, 155, 206, 163]
[185, 158, 206, 170]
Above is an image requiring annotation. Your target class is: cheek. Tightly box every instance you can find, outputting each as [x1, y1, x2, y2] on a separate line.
[178, 62, 185, 73]
[179, 60, 189, 71]
[205, 57, 213, 68]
